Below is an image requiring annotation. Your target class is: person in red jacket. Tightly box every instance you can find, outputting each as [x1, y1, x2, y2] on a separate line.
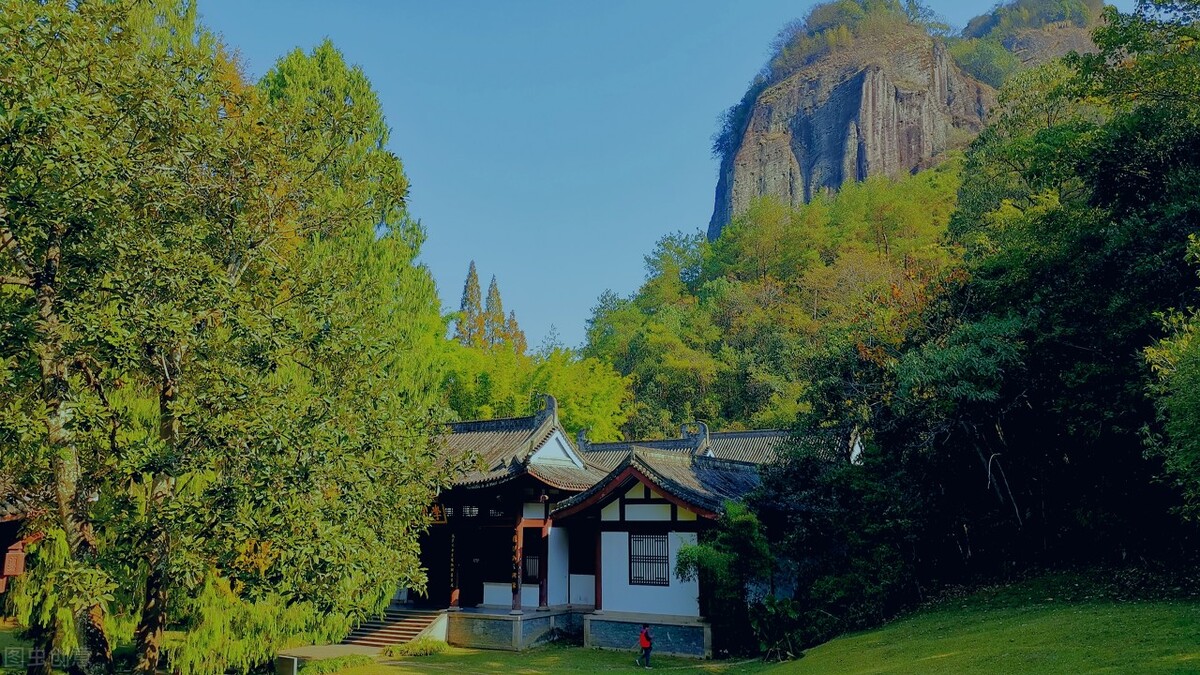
[635, 623, 653, 668]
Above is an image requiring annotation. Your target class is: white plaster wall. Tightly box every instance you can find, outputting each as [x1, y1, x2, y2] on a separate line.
[522, 585, 539, 608]
[420, 613, 448, 641]
[600, 530, 699, 617]
[481, 583, 539, 608]
[601, 501, 620, 521]
[482, 582, 509, 607]
[529, 430, 585, 467]
[548, 526, 569, 606]
[625, 503, 672, 521]
[523, 501, 546, 519]
[569, 574, 595, 605]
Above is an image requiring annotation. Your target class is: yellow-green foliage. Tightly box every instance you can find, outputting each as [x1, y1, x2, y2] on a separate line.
[298, 654, 376, 675]
[585, 160, 961, 437]
[165, 574, 356, 675]
[962, 0, 1102, 41]
[382, 638, 449, 657]
[768, 0, 913, 82]
[443, 340, 631, 442]
[951, 0, 1103, 87]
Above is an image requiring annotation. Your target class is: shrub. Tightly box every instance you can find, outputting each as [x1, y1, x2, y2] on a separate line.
[298, 654, 375, 674]
[382, 638, 449, 657]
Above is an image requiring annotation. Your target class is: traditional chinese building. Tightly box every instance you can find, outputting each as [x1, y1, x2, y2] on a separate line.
[342, 397, 794, 657]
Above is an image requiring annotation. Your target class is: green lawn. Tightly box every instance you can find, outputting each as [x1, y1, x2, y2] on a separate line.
[789, 599, 1200, 674]
[0, 621, 35, 673]
[5, 576, 1199, 673]
[339, 643, 771, 674]
[339, 579, 1200, 675]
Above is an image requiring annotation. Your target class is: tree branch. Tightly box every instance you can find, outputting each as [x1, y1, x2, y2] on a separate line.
[0, 219, 39, 280]
[0, 274, 32, 288]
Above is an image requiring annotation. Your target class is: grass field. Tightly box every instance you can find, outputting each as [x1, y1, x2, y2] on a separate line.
[339, 574, 1200, 674]
[339, 643, 772, 674]
[3, 574, 1198, 673]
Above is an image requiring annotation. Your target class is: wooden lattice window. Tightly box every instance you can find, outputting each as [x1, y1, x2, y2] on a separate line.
[523, 554, 541, 584]
[629, 534, 669, 586]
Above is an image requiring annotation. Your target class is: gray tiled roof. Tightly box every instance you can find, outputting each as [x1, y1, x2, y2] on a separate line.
[0, 478, 30, 522]
[705, 430, 791, 464]
[574, 449, 629, 471]
[442, 411, 557, 488]
[552, 447, 762, 517]
[0, 473, 24, 521]
[442, 407, 840, 500]
[439, 396, 610, 491]
[527, 462, 612, 492]
[0, 499, 25, 522]
[578, 424, 794, 467]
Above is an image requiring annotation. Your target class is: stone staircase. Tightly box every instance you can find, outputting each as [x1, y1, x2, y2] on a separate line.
[341, 608, 442, 648]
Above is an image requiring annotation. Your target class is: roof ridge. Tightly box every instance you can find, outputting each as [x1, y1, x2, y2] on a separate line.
[584, 437, 694, 449]
[631, 446, 694, 462]
[447, 414, 539, 432]
[708, 429, 791, 437]
[693, 454, 762, 469]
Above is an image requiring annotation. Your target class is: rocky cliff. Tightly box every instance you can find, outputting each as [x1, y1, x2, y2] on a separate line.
[708, 28, 992, 239]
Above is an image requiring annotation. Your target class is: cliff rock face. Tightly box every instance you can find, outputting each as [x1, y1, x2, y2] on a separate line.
[708, 35, 993, 239]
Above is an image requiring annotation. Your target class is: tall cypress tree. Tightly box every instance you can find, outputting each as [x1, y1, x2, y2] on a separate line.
[484, 275, 506, 347]
[506, 310, 528, 355]
[455, 261, 484, 348]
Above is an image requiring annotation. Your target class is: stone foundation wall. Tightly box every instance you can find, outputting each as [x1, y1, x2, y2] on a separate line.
[584, 615, 710, 658]
[446, 610, 709, 657]
[447, 613, 519, 651]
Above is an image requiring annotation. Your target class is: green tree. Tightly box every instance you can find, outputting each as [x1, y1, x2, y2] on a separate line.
[484, 275, 506, 348]
[1071, 0, 1200, 109]
[454, 261, 486, 348]
[506, 310, 528, 355]
[1, 8, 460, 672]
[675, 502, 772, 657]
[0, 1, 231, 667]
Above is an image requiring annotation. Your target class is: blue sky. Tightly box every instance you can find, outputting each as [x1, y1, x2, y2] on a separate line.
[198, 0, 1133, 349]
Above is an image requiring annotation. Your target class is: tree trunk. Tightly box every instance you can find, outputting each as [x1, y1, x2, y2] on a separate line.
[133, 552, 169, 674]
[33, 226, 115, 671]
[133, 350, 180, 674]
[24, 619, 55, 675]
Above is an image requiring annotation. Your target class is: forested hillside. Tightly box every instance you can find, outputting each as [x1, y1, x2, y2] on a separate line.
[588, 161, 960, 436]
[598, 0, 1200, 656]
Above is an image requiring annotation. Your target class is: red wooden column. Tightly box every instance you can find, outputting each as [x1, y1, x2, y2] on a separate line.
[511, 523, 524, 615]
[593, 526, 603, 613]
[538, 521, 550, 609]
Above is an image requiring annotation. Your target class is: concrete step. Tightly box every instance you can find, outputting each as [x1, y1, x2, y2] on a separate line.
[340, 609, 442, 648]
[345, 635, 417, 648]
[354, 619, 433, 629]
[345, 624, 424, 634]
